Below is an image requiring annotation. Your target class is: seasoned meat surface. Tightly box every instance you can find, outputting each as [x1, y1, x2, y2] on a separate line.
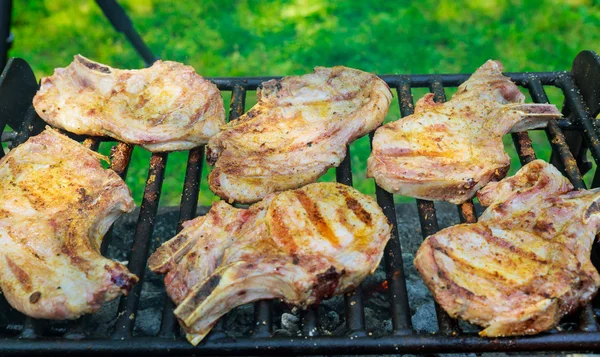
[415, 160, 600, 336]
[207, 66, 392, 203]
[368, 60, 561, 204]
[0, 128, 137, 319]
[33, 55, 225, 152]
[149, 182, 391, 345]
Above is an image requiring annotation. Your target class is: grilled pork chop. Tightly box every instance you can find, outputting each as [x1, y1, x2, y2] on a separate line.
[415, 160, 600, 336]
[33, 55, 225, 152]
[0, 128, 137, 319]
[207, 66, 392, 203]
[149, 182, 391, 345]
[367, 60, 561, 204]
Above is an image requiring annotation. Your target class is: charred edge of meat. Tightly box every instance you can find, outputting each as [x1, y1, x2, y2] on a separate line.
[76, 56, 112, 74]
[314, 266, 345, 302]
[205, 146, 218, 166]
[107, 265, 138, 293]
[257, 79, 282, 92]
[493, 165, 510, 181]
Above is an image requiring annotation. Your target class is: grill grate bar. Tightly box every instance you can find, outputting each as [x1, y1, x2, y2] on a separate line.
[212, 86, 248, 338]
[227, 85, 273, 339]
[229, 85, 247, 121]
[100, 143, 134, 255]
[112, 152, 168, 340]
[397, 79, 459, 335]
[528, 79, 585, 188]
[301, 306, 319, 336]
[421, 80, 461, 335]
[224, 85, 274, 338]
[555, 76, 600, 331]
[253, 301, 273, 337]
[458, 201, 477, 224]
[366, 80, 415, 334]
[158, 147, 205, 339]
[512, 131, 536, 165]
[527, 77, 599, 332]
[209, 71, 564, 91]
[557, 75, 600, 161]
[6, 332, 600, 355]
[511, 117, 537, 164]
[108, 143, 135, 180]
[65, 140, 132, 339]
[335, 149, 367, 335]
[373, 183, 413, 334]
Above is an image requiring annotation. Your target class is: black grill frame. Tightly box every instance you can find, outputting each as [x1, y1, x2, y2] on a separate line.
[0, 51, 600, 355]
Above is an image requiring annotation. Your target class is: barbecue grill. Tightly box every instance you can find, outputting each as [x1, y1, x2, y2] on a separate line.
[0, 49, 598, 355]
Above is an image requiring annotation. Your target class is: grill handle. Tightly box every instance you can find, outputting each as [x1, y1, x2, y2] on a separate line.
[95, 0, 159, 67]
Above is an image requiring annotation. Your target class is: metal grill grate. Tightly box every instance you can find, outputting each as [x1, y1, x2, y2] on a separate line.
[0, 51, 600, 355]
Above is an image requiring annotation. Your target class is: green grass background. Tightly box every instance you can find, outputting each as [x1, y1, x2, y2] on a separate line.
[8, 0, 600, 206]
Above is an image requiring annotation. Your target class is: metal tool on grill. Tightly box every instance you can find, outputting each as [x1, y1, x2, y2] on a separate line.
[0, 50, 599, 355]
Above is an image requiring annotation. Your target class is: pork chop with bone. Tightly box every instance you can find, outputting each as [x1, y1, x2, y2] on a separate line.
[415, 160, 600, 336]
[149, 182, 391, 345]
[0, 128, 137, 319]
[207, 66, 392, 203]
[368, 60, 561, 204]
[33, 55, 225, 152]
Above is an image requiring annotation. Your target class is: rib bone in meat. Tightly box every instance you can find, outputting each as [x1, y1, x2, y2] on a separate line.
[33, 55, 225, 152]
[149, 182, 391, 345]
[415, 160, 600, 336]
[0, 128, 137, 319]
[368, 60, 561, 204]
[207, 66, 392, 203]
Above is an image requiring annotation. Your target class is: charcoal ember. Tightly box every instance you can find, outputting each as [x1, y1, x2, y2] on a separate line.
[364, 307, 392, 336]
[272, 328, 292, 337]
[395, 201, 463, 254]
[318, 295, 345, 334]
[133, 282, 164, 336]
[367, 291, 390, 310]
[106, 211, 137, 262]
[133, 308, 160, 336]
[280, 312, 299, 334]
[319, 309, 340, 335]
[88, 299, 119, 337]
[403, 253, 432, 315]
[459, 320, 481, 334]
[224, 304, 253, 337]
[411, 301, 437, 334]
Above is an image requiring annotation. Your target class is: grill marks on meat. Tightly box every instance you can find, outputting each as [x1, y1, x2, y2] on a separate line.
[0, 128, 137, 319]
[367, 60, 561, 204]
[415, 160, 600, 336]
[149, 182, 391, 345]
[33, 55, 225, 152]
[207, 66, 392, 203]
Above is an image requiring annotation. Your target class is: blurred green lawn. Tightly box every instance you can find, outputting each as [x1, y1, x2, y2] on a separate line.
[8, 0, 600, 206]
